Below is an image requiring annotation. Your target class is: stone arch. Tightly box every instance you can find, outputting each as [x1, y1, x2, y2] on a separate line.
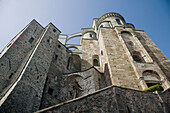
[143, 70, 161, 81]
[121, 31, 133, 41]
[67, 54, 81, 72]
[97, 21, 112, 30]
[67, 74, 84, 81]
[92, 55, 100, 66]
[142, 70, 161, 88]
[82, 31, 97, 39]
[66, 74, 84, 98]
[67, 46, 78, 50]
[65, 32, 82, 44]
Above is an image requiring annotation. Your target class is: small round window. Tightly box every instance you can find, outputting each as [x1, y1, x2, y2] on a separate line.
[128, 41, 134, 46]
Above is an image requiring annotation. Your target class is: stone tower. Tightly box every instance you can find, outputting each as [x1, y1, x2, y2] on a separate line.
[0, 12, 170, 113]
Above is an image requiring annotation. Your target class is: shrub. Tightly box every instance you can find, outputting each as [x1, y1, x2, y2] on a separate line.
[143, 84, 163, 92]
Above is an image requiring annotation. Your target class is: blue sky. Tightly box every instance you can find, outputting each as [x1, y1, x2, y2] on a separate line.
[0, 0, 170, 59]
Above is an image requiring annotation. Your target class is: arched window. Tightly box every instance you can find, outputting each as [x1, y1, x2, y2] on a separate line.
[143, 70, 162, 88]
[93, 55, 100, 66]
[121, 31, 132, 40]
[93, 59, 99, 66]
[101, 50, 103, 55]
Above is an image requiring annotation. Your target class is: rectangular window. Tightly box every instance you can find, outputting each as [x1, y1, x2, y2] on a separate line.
[48, 87, 53, 95]
[55, 55, 58, 60]
[29, 37, 34, 43]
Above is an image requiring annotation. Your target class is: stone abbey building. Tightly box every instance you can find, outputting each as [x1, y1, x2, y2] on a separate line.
[0, 12, 170, 113]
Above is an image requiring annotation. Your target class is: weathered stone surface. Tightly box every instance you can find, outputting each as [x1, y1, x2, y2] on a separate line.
[0, 20, 44, 93]
[0, 23, 61, 112]
[0, 12, 169, 113]
[36, 86, 169, 113]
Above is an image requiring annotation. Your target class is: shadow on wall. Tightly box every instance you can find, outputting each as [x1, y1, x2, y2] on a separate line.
[135, 32, 170, 81]
[67, 54, 81, 72]
[39, 55, 111, 110]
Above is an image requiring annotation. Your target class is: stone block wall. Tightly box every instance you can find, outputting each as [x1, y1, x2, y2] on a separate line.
[0, 23, 61, 113]
[40, 67, 104, 110]
[160, 88, 170, 112]
[0, 20, 44, 93]
[81, 39, 100, 71]
[135, 31, 170, 82]
[40, 41, 68, 109]
[36, 86, 169, 113]
[100, 28, 142, 90]
[0, 12, 170, 113]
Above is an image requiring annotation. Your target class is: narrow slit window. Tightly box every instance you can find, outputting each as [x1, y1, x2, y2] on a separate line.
[9, 73, 14, 79]
[47, 37, 53, 43]
[54, 55, 58, 60]
[58, 45, 61, 48]
[48, 87, 53, 95]
[67, 58, 70, 70]
[116, 19, 122, 25]
[101, 50, 103, 55]
[89, 34, 93, 37]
